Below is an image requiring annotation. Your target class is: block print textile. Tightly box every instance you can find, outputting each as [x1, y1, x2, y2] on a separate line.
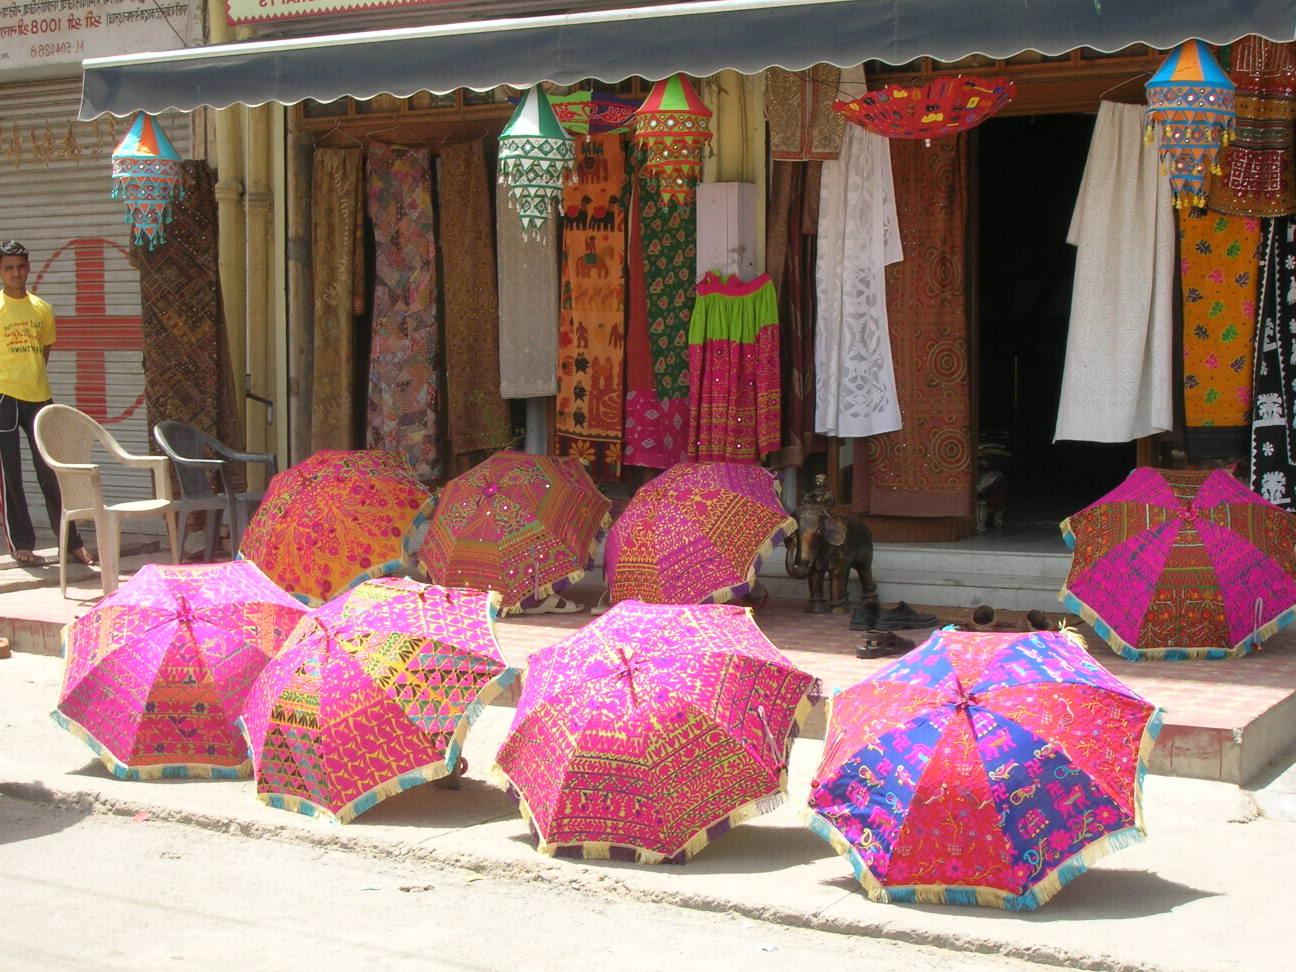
[764, 65, 846, 161]
[808, 629, 1159, 909]
[688, 273, 781, 463]
[241, 580, 512, 822]
[624, 159, 695, 469]
[857, 136, 973, 517]
[54, 563, 306, 779]
[557, 134, 628, 481]
[1251, 217, 1296, 508]
[311, 148, 364, 451]
[1177, 207, 1262, 458]
[131, 160, 244, 488]
[438, 138, 512, 461]
[366, 144, 440, 481]
[494, 601, 818, 862]
[1061, 467, 1296, 660]
[496, 179, 560, 399]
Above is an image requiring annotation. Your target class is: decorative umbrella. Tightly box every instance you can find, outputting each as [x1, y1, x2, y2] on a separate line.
[238, 449, 435, 606]
[1145, 40, 1236, 208]
[632, 74, 713, 206]
[52, 562, 307, 780]
[808, 628, 1160, 910]
[498, 85, 576, 234]
[416, 450, 611, 614]
[834, 76, 1016, 144]
[1060, 467, 1296, 661]
[494, 600, 818, 862]
[547, 90, 641, 135]
[240, 580, 512, 823]
[111, 111, 184, 249]
[604, 461, 795, 605]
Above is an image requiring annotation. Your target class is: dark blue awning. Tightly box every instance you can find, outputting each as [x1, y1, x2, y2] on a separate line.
[80, 0, 1296, 118]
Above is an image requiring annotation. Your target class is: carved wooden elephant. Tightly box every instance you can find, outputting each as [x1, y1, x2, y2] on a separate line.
[784, 502, 877, 614]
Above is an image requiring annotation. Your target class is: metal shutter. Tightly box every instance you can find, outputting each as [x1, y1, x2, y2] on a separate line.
[0, 78, 190, 537]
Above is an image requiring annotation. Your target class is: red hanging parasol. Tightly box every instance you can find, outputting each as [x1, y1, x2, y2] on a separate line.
[834, 76, 1016, 141]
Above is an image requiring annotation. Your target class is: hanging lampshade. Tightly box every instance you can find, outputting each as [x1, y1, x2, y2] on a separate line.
[1145, 40, 1236, 208]
[632, 74, 713, 206]
[110, 112, 183, 249]
[833, 76, 1016, 143]
[497, 85, 575, 234]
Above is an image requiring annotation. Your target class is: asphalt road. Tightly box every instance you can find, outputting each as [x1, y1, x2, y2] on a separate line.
[0, 797, 1038, 971]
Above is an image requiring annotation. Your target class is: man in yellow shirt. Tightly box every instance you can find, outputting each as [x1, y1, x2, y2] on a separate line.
[0, 241, 94, 568]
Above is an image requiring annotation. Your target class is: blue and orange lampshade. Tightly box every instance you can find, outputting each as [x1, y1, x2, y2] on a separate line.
[1145, 40, 1236, 208]
[111, 112, 184, 249]
[632, 74, 713, 206]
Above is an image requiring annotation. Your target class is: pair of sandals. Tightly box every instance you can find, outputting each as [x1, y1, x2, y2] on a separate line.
[856, 630, 916, 660]
[519, 593, 584, 615]
[12, 547, 96, 568]
[955, 606, 1052, 633]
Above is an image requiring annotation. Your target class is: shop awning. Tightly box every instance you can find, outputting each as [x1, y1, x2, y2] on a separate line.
[80, 0, 1295, 119]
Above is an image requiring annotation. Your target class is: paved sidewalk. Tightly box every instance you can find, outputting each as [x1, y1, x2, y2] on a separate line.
[2, 653, 1289, 972]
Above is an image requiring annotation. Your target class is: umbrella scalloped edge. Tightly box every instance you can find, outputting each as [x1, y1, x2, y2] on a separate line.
[495, 511, 614, 617]
[240, 665, 520, 825]
[804, 709, 1164, 910]
[50, 709, 251, 781]
[487, 687, 819, 863]
[697, 518, 797, 607]
[1056, 587, 1294, 661]
[235, 551, 412, 608]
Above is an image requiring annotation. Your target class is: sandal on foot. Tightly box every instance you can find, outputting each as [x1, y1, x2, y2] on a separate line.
[71, 547, 97, 567]
[13, 550, 45, 567]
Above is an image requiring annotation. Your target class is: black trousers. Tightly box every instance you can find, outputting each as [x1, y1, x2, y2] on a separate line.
[0, 396, 82, 554]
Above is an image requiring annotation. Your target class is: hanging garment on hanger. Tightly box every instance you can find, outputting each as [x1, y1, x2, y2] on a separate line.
[1251, 217, 1296, 507]
[365, 143, 440, 480]
[1055, 101, 1175, 443]
[687, 272, 781, 463]
[496, 178, 560, 399]
[764, 64, 847, 162]
[814, 123, 903, 438]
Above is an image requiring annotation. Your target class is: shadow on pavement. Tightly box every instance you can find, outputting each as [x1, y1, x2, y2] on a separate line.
[0, 788, 93, 846]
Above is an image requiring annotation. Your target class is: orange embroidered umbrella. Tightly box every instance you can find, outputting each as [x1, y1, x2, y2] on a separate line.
[835, 76, 1016, 143]
[239, 449, 435, 605]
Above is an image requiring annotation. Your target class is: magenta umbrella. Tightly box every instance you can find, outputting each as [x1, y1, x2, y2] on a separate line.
[52, 562, 307, 779]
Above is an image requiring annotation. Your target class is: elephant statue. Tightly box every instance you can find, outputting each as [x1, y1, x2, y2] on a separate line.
[785, 482, 878, 614]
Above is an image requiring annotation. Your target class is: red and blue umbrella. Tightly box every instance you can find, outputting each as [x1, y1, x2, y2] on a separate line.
[808, 628, 1160, 910]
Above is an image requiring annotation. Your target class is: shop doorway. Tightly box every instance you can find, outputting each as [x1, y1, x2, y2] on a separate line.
[975, 114, 1137, 533]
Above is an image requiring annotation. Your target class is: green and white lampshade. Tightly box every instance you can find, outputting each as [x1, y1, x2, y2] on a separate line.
[110, 111, 184, 249]
[498, 85, 575, 233]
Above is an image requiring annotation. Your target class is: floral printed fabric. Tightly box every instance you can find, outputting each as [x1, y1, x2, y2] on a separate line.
[1251, 218, 1296, 508]
[1178, 208, 1262, 459]
[366, 144, 441, 481]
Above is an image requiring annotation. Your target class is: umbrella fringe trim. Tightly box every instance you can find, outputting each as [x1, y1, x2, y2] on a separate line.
[1058, 589, 1269, 661]
[49, 709, 251, 781]
[249, 665, 519, 825]
[699, 516, 798, 607]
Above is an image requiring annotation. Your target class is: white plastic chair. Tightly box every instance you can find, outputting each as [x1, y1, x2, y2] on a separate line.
[33, 403, 180, 597]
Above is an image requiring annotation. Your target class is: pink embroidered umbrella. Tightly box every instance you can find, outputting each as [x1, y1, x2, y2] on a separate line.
[238, 449, 436, 606]
[493, 600, 818, 862]
[416, 450, 611, 614]
[604, 462, 795, 605]
[52, 562, 307, 780]
[1060, 467, 1296, 660]
[240, 580, 513, 822]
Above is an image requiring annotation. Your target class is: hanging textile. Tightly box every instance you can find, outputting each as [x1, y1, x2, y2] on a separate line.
[365, 143, 440, 481]
[131, 160, 243, 478]
[855, 136, 972, 518]
[624, 161, 694, 469]
[438, 137, 512, 461]
[814, 124, 903, 439]
[766, 161, 826, 469]
[1055, 102, 1175, 443]
[310, 147, 364, 451]
[496, 179, 560, 399]
[687, 272, 781, 463]
[764, 65, 846, 161]
[1251, 218, 1296, 508]
[556, 133, 627, 480]
[1209, 37, 1296, 218]
[1178, 207, 1262, 459]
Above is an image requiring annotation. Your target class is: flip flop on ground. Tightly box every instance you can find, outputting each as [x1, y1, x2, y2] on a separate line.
[520, 593, 584, 615]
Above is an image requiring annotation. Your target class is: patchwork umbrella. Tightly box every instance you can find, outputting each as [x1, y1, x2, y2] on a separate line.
[238, 449, 435, 605]
[1060, 467, 1296, 660]
[416, 450, 611, 614]
[494, 600, 818, 862]
[240, 581, 512, 823]
[808, 628, 1160, 910]
[52, 562, 307, 780]
[604, 462, 795, 605]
